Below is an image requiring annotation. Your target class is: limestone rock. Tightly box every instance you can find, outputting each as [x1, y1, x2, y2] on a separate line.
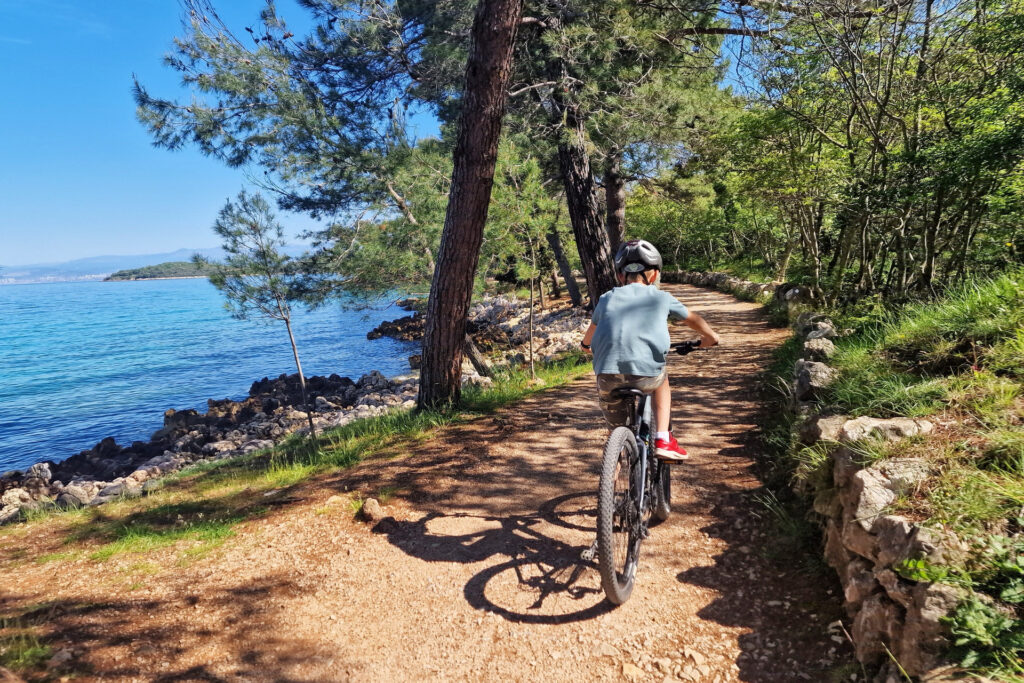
[794, 312, 830, 336]
[874, 568, 913, 609]
[314, 396, 339, 412]
[852, 594, 902, 667]
[26, 462, 52, 482]
[874, 458, 930, 495]
[806, 321, 838, 340]
[803, 337, 837, 361]
[872, 515, 916, 567]
[0, 505, 21, 525]
[0, 488, 30, 508]
[824, 519, 852, 574]
[202, 440, 239, 456]
[849, 468, 897, 531]
[844, 558, 879, 609]
[91, 482, 128, 504]
[831, 446, 861, 488]
[800, 414, 850, 444]
[812, 487, 841, 518]
[898, 582, 963, 677]
[842, 516, 879, 561]
[839, 416, 934, 444]
[58, 483, 95, 508]
[362, 497, 385, 522]
[240, 439, 274, 454]
[793, 359, 838, 401]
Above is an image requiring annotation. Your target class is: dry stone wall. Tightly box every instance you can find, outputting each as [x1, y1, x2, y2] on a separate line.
[789, 320, 963, 682]
[664, 270, 964, 681]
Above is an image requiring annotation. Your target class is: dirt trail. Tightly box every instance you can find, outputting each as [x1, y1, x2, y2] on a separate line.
[2, 284, 854, 682]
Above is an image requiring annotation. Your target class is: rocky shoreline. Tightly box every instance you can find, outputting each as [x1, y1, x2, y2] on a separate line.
[0, 294, 588, 524]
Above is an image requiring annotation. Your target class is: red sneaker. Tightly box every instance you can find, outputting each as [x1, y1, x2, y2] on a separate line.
[655, 433, 689, 461]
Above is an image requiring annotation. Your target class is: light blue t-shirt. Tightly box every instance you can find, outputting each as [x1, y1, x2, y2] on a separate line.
[591, 283, 689, 376]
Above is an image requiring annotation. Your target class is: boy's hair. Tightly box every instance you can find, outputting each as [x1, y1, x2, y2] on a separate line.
[621, 268, 660, 285]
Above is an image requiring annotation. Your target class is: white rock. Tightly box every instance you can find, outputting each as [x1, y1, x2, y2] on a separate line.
[0, 488, 31, 507]
[839, 416, 934, 443]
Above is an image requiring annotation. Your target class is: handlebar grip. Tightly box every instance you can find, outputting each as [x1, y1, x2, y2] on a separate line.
[672, 340, 702, 355]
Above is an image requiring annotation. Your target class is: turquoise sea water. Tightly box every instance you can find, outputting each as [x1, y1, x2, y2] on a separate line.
[0, 279, 418, 472]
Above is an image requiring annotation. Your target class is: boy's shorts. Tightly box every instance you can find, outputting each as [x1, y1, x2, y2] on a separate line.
[596, 368, 667, 427]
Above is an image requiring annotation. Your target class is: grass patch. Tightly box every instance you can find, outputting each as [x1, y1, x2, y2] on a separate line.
[878, 270, 1024, 377]
[0, 609, 52, 671]
[34, 550, 80, 565]
[86, 516, 241, 562]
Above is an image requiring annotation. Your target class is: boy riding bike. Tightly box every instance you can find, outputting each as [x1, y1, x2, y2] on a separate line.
[581, 240, 720, 461]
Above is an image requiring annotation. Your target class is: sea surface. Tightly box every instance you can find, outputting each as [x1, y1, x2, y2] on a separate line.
[0, 279, 419, 472]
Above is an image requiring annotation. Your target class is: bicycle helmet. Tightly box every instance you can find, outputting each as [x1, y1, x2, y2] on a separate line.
[614, 239, 663, 274]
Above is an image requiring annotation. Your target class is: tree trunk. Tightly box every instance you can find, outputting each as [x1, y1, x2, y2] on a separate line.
[463, 334, 492, 378]
[417, 0, 524, 409]
[776, 229, 796, 281]
[550, 268, 561, 299]
[557, 108, 617, 306]
[546, 223, 582, 307]
[528, 275, 536, 379]
[604, 152, 626, 253]
[284, 316, 317, 439]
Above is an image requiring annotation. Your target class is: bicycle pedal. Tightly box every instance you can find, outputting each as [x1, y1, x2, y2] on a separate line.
[580, 539, 598, 562]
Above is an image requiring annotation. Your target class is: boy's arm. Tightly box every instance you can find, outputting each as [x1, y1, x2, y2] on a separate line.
[683, 312, 721, 348]
[581, 322, 596, 354]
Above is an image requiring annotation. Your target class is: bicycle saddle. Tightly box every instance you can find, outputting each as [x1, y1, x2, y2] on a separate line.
[610, 387, 648, 399]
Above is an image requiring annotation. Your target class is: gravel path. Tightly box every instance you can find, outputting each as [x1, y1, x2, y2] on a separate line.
[1, 284, 855, 682]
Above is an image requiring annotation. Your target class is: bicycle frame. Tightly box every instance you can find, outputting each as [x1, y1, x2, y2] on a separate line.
[621, 388, 656, 523]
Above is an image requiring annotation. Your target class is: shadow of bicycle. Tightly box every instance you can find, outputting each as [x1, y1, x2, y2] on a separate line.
[373, 492, 615, 624]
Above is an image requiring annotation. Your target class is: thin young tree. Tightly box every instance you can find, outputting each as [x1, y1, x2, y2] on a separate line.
[197, 190, 318, 438]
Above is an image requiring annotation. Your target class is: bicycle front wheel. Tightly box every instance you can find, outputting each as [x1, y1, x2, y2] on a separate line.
[597, 426, 640, 605]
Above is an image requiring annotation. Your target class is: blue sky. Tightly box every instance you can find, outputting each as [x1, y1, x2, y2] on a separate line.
[0, 1, 437, 266]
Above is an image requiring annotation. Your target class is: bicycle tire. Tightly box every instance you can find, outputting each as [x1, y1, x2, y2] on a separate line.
[597, 426, 640, 605]
[652, 461, 672, 522]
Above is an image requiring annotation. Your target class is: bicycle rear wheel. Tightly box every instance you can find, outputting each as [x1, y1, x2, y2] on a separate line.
[597, 426, 640, 605]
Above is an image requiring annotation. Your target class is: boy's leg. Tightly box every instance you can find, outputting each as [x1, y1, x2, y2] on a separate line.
[653, 375, 671, 435]
[651, 373, 688, 460]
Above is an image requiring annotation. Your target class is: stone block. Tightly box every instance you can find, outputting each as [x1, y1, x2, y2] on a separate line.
[852, 594, 903, 667]
[803, 337, 837, 361]
[839, 416, 934, 444]
[898, 582, 963, 677]
[793, 359, 838, 401]
[800, 414, 850, 444]
[844, 558, 880, 610]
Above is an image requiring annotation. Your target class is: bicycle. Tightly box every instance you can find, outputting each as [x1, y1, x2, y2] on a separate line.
[584, 339, 703, 605]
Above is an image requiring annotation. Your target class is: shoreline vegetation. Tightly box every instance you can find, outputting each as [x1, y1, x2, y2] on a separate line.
[0, 293, 588, 525]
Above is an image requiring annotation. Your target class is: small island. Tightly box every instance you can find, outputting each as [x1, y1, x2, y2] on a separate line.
[105, 261, 216, 281]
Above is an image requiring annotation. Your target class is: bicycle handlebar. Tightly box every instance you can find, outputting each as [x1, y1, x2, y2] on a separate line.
[672, 340, 703, 355]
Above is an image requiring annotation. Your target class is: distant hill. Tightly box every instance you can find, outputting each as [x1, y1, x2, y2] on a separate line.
[105, 261, 218, 281]
[0, 246, 308, 285]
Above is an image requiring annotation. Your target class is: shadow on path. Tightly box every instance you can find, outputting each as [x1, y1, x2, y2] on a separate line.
[373, 492, 614, 624]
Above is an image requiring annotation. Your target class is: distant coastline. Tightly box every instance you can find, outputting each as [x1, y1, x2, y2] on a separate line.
[109, 276, 209, 281]
[105, 261, 217, 281]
